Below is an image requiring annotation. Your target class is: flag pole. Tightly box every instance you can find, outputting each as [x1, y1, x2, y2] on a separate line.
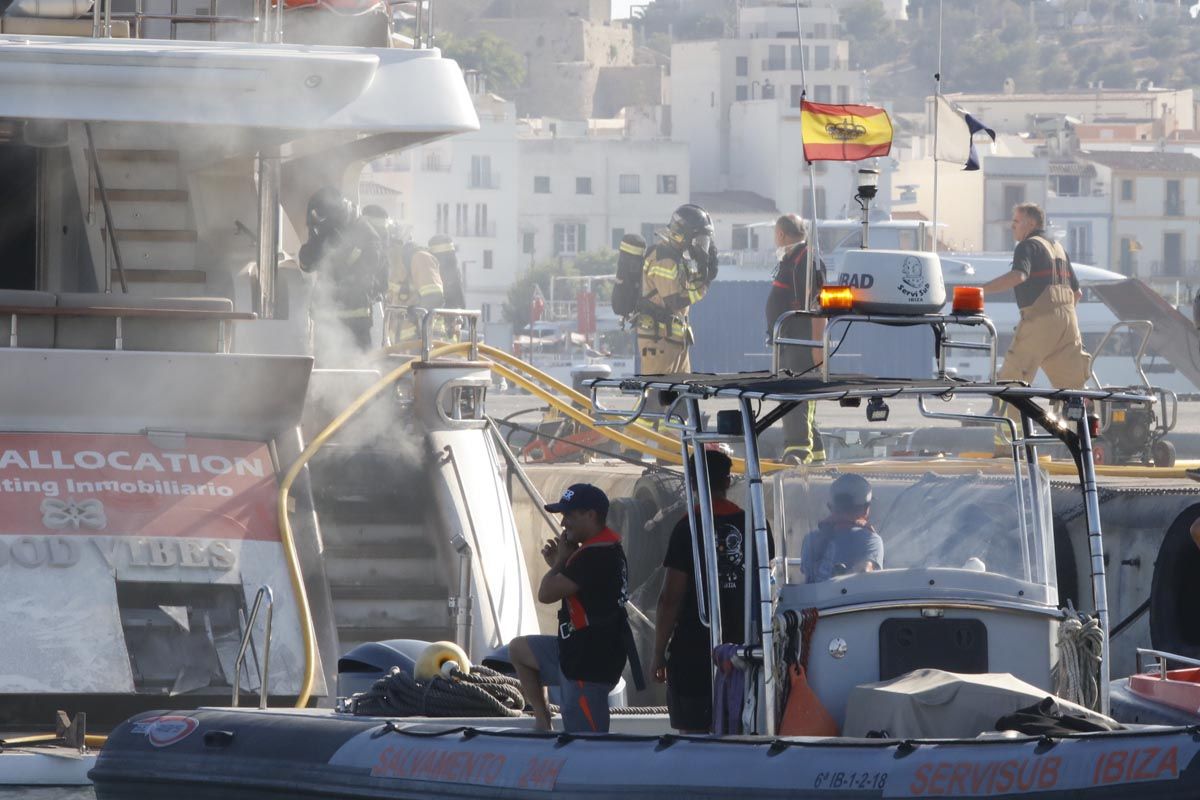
[796, 0, 820, 311]
[931, 0, 943, 253]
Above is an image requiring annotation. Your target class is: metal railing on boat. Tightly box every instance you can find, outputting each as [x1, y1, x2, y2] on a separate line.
[233, 584, 275, 709]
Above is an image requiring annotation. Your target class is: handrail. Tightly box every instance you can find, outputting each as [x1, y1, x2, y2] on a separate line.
[420, 308, 480, 361]
[233, 584, 274, 709]
[1088, 320, 1154, 390]
[771, 310, 997, 382]
[1136, 647, 1200, 679]
[83, 123, 127, 293]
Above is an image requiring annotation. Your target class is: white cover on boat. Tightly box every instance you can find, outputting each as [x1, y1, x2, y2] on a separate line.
[842, 669, 1116, 738]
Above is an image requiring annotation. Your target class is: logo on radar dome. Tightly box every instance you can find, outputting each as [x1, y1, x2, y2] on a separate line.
[136, 715, 199, 748]
[898, 256, 930, 300]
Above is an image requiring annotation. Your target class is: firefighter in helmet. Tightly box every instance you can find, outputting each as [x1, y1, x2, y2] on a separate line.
[635, 204, 718, 406]
[299, 187, 388, 362]
[359, 205, 444, 348]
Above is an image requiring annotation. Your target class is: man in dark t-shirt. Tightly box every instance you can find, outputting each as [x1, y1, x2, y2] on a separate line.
[651, 449, 774, 732]
[508, 483, 630, 732]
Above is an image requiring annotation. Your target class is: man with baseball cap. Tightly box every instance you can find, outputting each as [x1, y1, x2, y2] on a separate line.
[800, 473, 884, 583]
[507, 483, 638, 732]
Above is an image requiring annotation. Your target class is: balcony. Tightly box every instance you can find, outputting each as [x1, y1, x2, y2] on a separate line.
[1148, 259, 1200, 278]
[420, 157, 452, 173]
[468, 173, 501, 190]
[1165, 202, 1184, 217]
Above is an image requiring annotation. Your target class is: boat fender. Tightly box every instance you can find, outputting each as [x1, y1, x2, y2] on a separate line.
[778, 608, 839, 736]
[414, 641, 471, 681]
[779, 664, 839, 736]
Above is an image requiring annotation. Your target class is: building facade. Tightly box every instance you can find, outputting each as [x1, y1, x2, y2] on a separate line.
[362, 81, 520, 326]
[671, 0, 861, 209]
[516, 115, 689, 270]
[1079, 150, 1200, 286]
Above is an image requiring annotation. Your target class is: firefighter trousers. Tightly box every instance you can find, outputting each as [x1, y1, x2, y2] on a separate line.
[995, 286, 1090, 447]
[778, 328, 825, 462]
[638, 335, 690, 422]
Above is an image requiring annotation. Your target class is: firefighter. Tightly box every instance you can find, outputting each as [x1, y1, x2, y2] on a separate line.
[359, 206, 444, 348]
[299, 187, 387, 362]
[635, 204, 718, 417]
[428, 234, 467, 309]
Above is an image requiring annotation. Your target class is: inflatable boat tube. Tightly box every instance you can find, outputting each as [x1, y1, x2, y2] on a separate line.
[91, 707, 1200, 799]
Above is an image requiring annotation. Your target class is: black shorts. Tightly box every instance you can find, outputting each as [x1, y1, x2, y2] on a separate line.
[666, 658, 712, 733]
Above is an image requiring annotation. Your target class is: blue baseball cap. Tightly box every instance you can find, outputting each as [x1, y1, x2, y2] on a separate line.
[544, 483, 609, 516]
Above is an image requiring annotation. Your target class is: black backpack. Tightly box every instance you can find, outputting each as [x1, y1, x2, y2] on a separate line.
[611, 233, 647, 317]
[436, 252, 466, 309]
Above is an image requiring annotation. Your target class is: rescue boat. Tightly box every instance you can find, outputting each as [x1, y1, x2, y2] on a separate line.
[91, 251, 1200, 798]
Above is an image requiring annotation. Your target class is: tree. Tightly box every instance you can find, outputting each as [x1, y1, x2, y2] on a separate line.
[842, 0, 899, 66]
[439, 32, 526, 96]
[503, 263, 561, 329]
[502, 251, 621, 327]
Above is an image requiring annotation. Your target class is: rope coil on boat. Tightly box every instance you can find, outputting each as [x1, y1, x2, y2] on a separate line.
[349, 665, 668, 719]
[1052, 608, 1104, 711]
[350, 666, 526, 718]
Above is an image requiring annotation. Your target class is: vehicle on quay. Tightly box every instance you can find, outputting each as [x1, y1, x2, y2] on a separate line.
[91, 248, 1200, 799]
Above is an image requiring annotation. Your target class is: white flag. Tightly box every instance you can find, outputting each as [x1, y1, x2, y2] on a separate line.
[934, 96, 996, 170]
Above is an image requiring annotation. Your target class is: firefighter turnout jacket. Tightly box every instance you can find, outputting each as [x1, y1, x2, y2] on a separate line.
[634, 243, 710, 345]
[388, 245, 444, 345]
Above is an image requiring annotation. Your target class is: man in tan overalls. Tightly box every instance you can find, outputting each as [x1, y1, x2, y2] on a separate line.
[981, 202, 1090, 447]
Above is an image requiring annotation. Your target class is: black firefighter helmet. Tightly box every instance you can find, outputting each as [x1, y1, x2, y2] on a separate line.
[666, 203, 714, 253]
[307, 186, 355, 235]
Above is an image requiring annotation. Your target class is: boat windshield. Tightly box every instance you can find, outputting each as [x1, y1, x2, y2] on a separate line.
[775, 458, 1056, 592]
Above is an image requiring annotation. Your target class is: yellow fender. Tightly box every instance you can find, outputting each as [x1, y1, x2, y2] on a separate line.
[414, 641, 471, 681]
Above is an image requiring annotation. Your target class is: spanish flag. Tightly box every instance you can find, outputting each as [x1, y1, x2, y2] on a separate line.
[801, 101, 893, 162]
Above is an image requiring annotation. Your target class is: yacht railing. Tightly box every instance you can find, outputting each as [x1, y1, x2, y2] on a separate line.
[233, 584, 275, 710]
[86, 0, 434, 44]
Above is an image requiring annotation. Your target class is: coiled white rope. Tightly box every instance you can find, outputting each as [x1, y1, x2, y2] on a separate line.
[1052, 610, 1104, 710]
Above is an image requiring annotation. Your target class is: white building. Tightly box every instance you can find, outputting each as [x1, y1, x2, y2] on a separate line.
[934, 88, 1195, 137]
[981, 152, 1048, 253]
[516, 111, 689, 267]
[362, 77, 520, 326]
[1080, 150, 1200, 286]
[671, 1, 863, 209]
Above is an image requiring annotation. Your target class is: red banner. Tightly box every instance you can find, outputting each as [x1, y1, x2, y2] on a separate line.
[577, 290, 596, 336]
[0, 433, 278, 541]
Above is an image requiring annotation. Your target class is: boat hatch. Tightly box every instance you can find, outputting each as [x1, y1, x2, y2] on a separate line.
[116, 581, 250, 696]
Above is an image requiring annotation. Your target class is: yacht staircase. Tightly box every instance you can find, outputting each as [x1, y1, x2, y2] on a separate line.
[309, 448, 456, 656]
[68, 124, 212, 298]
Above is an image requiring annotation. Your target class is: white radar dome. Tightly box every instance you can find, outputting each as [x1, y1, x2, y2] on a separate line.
[831, 250, 947, 315]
